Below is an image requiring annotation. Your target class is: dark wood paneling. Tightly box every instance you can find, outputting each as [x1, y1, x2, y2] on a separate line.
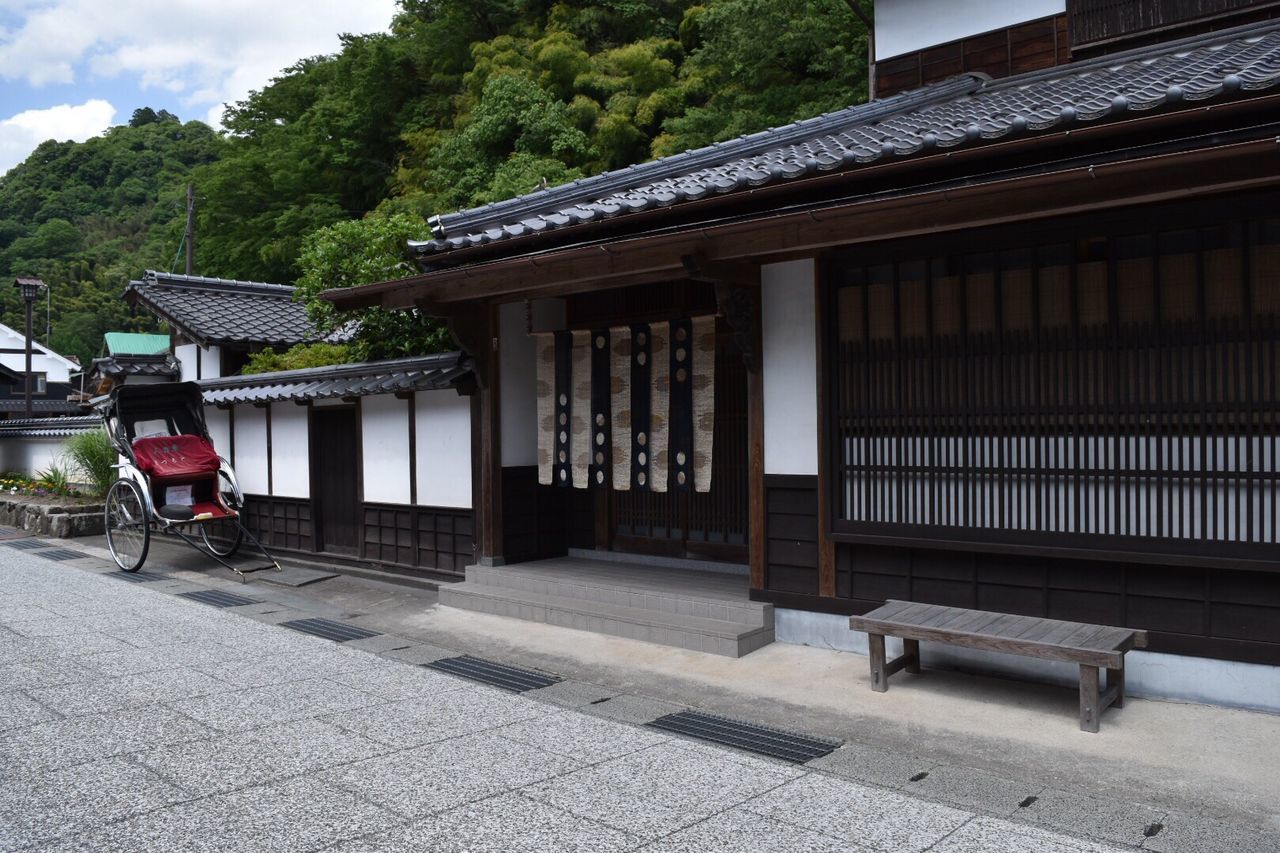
[416, 506, 475, 575]
[311, 407, 360, 555]
[501, 466, 571, 563]
[763, 474, 820, 596]
[835, 542, 1280, 665]
[874, 14, 1068, 99]
[1069, 0, 1280, 52]
[240, 494, 314, 552]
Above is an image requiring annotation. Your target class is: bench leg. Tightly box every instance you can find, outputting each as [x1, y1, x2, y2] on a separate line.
[869, 633, 888, 692]
[1107, 663, 1125, 708]
[903, 639, 921, 674]
[1079, 664, 1100, 733]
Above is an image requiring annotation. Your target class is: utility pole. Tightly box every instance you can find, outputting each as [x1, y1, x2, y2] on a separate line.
[185, 182, 196, 276]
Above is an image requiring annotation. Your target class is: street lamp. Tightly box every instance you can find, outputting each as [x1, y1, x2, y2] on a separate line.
[13, 277, 46, 418]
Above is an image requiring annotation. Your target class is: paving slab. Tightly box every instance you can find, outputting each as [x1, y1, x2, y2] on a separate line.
[0, 657, 98, 690]
[320, 688, 551, 749]
[904, 763, 1040, 817]
[579, 692, 687, 725]
[0, 689, 60, 731]
[330, 792, 639, 853]
[1143, 811, 1280, 853]
[44, 774, 399, 852]
[322, 660, 474, 702]
[521, 740, 801, 843]
[28, 667, 234, 718]
[807, 739, 937, 790]
[524, 678, 619, 709]
[341, 632, 417, 653]
[743, 771, 971, 852]
[928, 815, 1127, 853]
[258, 566, 338, 587]
[1019, 786, 1167, 847]
[494, 708, 671, 764]
[0, 754, 190, 848]
[132, 717, 391, 796]
[321, 732, 582, 820]
[0, 704, 214, 774]
[165, 675, 387, 733]
[641, 806, 871, 853]
[376, 642, 455, 665]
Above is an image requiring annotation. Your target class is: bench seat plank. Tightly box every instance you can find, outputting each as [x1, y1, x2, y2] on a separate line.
[850, 601, 1147, 669]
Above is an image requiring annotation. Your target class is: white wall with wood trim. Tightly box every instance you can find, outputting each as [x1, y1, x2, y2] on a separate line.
[417, 390, 472, 508]
[762, 258, 819, 476]
[232, 405, 269, 494]
[205, 406, 231, 463]
[0, 437, 72, 478]
[177, 344, 223, 381]
[361, 394, 412, 504]
[270, 403, 309, 498]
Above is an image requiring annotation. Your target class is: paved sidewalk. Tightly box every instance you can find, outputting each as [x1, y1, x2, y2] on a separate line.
[0, 546, 1149, 852]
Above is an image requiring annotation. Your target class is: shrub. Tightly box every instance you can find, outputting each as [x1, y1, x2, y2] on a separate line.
[64, 428, 117, 497]
[36, 463, 72, 494]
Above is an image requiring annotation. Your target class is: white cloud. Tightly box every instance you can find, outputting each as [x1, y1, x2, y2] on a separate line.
[0, 98, 115, 175]
[0, 0, 399, 123]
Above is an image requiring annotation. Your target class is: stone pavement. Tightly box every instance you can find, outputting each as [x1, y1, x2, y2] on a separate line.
[0, 546, 1156, 853]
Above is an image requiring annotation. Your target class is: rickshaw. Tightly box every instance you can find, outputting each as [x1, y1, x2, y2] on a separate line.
[101, 382, 280, 581]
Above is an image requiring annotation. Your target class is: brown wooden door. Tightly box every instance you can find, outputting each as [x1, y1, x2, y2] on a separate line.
[611, 332, 749, 562]
[311, 407, 361, 555]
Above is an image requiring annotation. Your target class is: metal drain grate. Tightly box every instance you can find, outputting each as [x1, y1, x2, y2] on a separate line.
[645, 710, 840, 763]
[109, 570, 168, 583]
[35, 548, 90, 562]
[279, 618, 381, 642]
[4, 538, 51, 550]
[177, 589, 262, 608]
[425, 655, 561, 692]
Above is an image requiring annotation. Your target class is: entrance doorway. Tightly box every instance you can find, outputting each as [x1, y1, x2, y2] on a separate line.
[311, 406, 361, 555]
[611, 329, 749, 563]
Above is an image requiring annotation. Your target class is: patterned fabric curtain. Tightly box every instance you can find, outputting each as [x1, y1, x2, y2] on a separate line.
[535, 315, 715, 492]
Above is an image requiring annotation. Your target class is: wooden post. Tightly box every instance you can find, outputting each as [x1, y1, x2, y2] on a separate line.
[814, 256, 837, 597]
[748, 361, 765, 590]
[903, 638, 921, 674]
[1107, 664, 1125, 708]
[1079, 664, 1100, 733]
[869, 633, 888, 692]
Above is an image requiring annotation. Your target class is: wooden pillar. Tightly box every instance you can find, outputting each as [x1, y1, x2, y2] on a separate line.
[748, 360, 765, 590]
[814, 256, 837, 597]
[447, 302, 503, 566]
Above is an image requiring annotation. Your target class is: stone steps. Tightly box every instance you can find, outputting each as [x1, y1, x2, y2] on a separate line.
[438, 560, 773, 658]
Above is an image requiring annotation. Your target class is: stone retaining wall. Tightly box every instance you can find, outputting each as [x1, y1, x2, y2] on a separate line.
[0, 496, 104, 538]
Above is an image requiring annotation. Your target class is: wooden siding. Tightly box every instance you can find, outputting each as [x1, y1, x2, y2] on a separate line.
[241, 494, 314, 552]
[763, 475, 820, 596]
[874, 15, 1068, 99]
[1069, 0, 1280, 52]
[363, 502, 475, 576]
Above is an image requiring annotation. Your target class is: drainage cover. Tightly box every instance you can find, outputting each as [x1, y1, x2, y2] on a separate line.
[4, 539, 51, 550]
[110, 571, 168, 583]
[279, 617, 380, 643]
[645, 710, 840, 763]
[425, 655, 561, 692]
[177, 589, 262, 608]
[35, 548, 89, 561]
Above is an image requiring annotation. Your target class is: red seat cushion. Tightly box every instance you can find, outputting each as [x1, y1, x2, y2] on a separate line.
[132, 435, 221, 479]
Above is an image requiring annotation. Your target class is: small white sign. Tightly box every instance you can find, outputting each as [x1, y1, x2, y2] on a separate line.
[166, 485, 193, 506]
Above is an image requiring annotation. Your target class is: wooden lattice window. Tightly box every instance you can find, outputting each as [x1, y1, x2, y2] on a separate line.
[826, 202, 1280, 568]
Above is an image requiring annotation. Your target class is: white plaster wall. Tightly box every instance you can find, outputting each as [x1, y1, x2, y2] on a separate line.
[499, 301, 537, 467]
[775, 609, 1280, 714]
[270, 403, 310, 498]
[0, 437, 70, 478]
[176, 344, 221, 381]
[875, 0, 1064, 59]
[362, 394, 412, 504]
[204, 406, 231, 462]
[232, 405, 269, 495]
[0, 324, 76, 382]
[416, 390, 472, 509]
[762, 258, 818, 476]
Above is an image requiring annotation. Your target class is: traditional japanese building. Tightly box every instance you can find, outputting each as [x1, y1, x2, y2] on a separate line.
[329, 3, 1280, 707]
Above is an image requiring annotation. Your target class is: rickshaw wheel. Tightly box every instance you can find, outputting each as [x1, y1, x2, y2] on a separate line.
[105, 478, 150, 572]
[199, 520, 242, 558]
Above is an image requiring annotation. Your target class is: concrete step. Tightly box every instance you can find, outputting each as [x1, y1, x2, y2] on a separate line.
[467, 563, 772, 630]
[439, 581, 774, 658]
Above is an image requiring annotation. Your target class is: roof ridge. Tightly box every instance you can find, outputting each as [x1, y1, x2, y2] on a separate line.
[140, 270, 295, 295]
[425, 73, 985, 240]
[198, 352, 465, 388]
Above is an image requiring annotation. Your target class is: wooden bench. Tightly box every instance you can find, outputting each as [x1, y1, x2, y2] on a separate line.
[849, 600, 1148, 732]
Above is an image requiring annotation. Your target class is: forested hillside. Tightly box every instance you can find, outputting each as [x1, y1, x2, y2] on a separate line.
[0, 0, 869, 367]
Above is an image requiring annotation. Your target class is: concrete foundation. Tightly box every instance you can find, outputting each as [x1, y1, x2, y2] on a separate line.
[776, 607, 1280, 714]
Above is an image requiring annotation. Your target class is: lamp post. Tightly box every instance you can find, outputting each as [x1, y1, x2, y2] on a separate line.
[13, 277, 46, 418]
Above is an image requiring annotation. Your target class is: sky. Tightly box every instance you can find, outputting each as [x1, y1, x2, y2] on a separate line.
[0, 0, 400, 175]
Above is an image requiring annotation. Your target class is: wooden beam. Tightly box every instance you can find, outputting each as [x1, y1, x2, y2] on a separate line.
[747, 282, 765, 591]
[814, 255, 837, 598]
[476, 303, 503, 565]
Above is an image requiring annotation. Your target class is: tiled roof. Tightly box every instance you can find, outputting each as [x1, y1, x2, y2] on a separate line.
[413, 21, 1280, 258]
[89, 354, 181, 380]
[199, 353, 471, 405]
[0, 414, 98, 437]
[125, 271, 353, 348]
[0, 399, 87, 414]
